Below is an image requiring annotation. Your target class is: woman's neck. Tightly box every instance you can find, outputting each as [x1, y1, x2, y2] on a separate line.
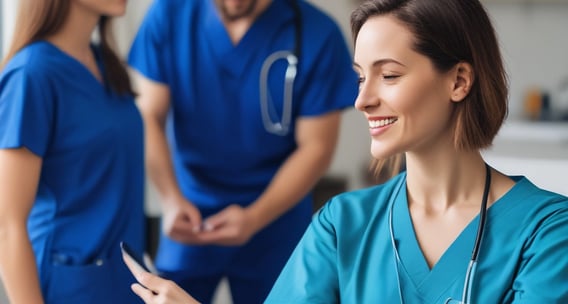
[46, 3, 102, 81]
[404, 151, 488, 212]
[46, 3, 99, 65]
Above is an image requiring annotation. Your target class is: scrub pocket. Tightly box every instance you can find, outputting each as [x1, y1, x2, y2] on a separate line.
[44, 256, 136, 304]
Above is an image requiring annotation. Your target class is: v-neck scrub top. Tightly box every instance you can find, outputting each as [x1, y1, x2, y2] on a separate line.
[0, 41, 145, 304]
[128, 0, 358, 276]
[266, 173, 568, 303]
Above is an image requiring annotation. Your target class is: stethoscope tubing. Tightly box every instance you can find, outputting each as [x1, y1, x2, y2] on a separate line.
[259, 51, 297, 136]
[389, 163, 491, 304]
[258, 0, 302, 136]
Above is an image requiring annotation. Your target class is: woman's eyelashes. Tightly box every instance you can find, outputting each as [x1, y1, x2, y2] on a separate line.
[355, 70, 401, 90]
[382, 74, 400, 81]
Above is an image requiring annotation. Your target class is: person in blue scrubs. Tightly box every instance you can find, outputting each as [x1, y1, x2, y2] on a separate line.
[124, 0, 568, 303]
[127, 0, 358, 303]
[0, 1, 145, 303]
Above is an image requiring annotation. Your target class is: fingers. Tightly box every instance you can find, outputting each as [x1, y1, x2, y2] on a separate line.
[202, 211, 228, 232]
[123, 252, 160, 289]
[169, 217, 195, 239]
[143, 253, 158, 274]
[184, 204, 203, 233]
[131, 283, 156, 303]
[123, 252, 146, 277]
[166, 204, 204, 242]
[198, 208, 250, 245]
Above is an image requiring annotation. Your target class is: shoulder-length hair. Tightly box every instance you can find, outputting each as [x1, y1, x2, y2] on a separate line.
[352, 0, 508, 180]
[1, 0, 134, 96]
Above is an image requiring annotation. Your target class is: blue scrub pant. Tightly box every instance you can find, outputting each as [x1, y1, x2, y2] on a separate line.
[157, 202, 312, 304]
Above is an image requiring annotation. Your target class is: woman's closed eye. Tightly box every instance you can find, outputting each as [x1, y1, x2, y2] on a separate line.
[382, 74, 400, 81]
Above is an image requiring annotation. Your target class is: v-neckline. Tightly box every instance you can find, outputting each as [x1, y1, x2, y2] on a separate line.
[390, 175, 520, 302]
[201, 0, 295, 78]
[39, 40, 106, 88]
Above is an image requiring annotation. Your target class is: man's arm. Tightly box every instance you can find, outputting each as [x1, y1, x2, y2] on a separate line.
[246, 111, 341, 229]
[199, 111, 342, 245]
[133, 72, 203, 242]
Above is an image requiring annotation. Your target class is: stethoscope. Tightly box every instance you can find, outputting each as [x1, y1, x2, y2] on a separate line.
[388, 163, 491, 304]
[259, 0, 302, 136]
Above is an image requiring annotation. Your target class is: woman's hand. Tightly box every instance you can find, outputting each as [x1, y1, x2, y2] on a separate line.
[122, 252, 200, 304]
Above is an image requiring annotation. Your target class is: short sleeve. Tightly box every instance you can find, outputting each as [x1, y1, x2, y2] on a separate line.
[128, 0, 172, 84]
[0, 67, 53, 156]
[512, 202, 568, 303]
[298, 24, 358, 116]
[265, 199, 340, 304]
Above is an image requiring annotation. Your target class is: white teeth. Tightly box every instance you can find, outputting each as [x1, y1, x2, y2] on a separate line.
[369, 118, 397, 128]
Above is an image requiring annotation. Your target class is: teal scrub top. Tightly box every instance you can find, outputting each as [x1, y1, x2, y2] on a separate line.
[0, 41, 145, 304]
[266, 173, 568, 303]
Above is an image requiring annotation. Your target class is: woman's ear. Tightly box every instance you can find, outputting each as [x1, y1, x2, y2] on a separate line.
[449, 62, 474, 102]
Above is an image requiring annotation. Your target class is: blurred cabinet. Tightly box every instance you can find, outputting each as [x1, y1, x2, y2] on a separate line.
[483, 121, 568, 196]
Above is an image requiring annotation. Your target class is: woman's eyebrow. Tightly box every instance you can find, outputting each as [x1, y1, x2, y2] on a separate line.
[353, 58, 406, 69]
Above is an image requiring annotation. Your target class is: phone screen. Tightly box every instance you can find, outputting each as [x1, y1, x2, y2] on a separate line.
[120, 241, 151, 273]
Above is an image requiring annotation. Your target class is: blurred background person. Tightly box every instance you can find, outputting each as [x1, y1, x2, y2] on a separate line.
[127, 0, 358, 303]
[0, 0, 145, 303]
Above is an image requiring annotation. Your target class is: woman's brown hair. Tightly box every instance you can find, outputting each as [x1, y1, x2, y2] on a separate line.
[1, 0, 134, 96]
[351, 0, 508, 180]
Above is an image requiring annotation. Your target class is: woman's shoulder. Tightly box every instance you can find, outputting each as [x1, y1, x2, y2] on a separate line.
[507, 176, 568, 206]
[323, 172, 406, 216]
[497, 176, 568, 231]
[2, 41, 64, 79]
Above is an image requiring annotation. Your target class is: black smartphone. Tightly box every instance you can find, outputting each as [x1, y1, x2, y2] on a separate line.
[120, 241, 152, 273]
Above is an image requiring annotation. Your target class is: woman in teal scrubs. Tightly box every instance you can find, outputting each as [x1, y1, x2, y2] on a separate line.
[0, 1, 144, 303]
[123, 0, 568, 303]
[267, 0, 568, 303]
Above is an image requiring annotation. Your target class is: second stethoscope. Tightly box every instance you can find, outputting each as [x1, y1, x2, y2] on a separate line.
[389, 163, 491, 304]
[259, 0, 302, 136]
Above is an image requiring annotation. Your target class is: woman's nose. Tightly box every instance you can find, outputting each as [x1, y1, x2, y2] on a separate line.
[354, 83, 379, 112]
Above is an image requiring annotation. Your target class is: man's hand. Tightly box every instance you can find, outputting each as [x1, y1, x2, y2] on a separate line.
[161, 197, 203, 244]
[197, 204, 259, 246]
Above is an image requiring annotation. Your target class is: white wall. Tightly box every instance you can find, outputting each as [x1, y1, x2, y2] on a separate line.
[1, 0, 15, 58]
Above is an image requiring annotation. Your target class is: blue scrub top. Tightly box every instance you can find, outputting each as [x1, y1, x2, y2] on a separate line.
[266, 173, 568, 303]
[129, 0, 358, 208]
[0, 41, 145, 304]
[129, 0, 358, 275]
